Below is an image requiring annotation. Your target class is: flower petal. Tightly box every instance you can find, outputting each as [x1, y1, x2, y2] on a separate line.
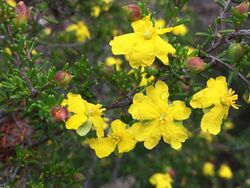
[161, 122, 189, 150]
[109, 33, 143, 55]
[134, 121, 162, 149]
[201, 105, 228, 135]
[118, 136, 137, 153]
[62, 93, 87, 114]
[65, 113, 87, 130]
[129, 93, 160, 120]
[169, 100, 191, 120]
[88, 137, 116, 158]
[146, 80, 169, 110]
[90, 116, 105, 137]
[153, 36, 176, 65]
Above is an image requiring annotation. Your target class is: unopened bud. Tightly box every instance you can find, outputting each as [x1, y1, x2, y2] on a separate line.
[228, 43, 244, 61]
[123, 4, 142, 22]
[167, 168, 176, 178]
[14, 1, 31, 25]
[186, 57, 205, 72]
[50, 106, 69, 122]
[54, 71, 72, 86]
[235, 1, 249, 14]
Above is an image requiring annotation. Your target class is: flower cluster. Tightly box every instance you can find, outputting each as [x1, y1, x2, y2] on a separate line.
[60, 14, 239, 159]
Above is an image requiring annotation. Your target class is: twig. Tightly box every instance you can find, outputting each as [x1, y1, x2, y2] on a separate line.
[207, 29, 250, 52]
[30, 128, 65, 148]
[211, 0, 232, 46]
[206, 54, 250, 86]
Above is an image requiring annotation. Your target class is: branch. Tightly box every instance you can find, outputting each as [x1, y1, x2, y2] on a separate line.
[206, 54, 250, 86]
[30, 128, 65, 148]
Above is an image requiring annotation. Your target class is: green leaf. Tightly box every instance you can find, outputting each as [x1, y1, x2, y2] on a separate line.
[76, 120, 92, 136]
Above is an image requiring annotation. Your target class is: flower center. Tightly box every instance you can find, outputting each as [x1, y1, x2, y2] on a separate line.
[221, 88, 239, 109]
[158, 113, 173, 123]
[111, 135, 121, 144]
[143, 28, 155, 39]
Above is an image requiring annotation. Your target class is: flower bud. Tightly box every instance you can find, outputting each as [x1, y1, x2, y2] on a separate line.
[54, 71, 72, 86]
[228, 43, 244, 61]
[186, 57, 205, 72]
[14, 1, 31, 25]
[235, 1, 249, 14]
[50, 106, 69, 122]
[123, 4, 142, 22]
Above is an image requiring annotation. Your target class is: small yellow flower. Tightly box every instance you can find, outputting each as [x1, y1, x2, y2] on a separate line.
[129, 81, 191, 150]
[110, 16, 175, 68]
[6, 0, 16, 7]
[190, 76, 238, 135]
[203, 162, 215, 176]
[4, 47, 12, 55]
[218, 164, 233, 179]
[66, 21, 91, 42]
[43, 27, 52, 36]
[149, 172, 173, 188]
[172, 24, 188, 36]
[224, 120, 234, 130]
[89, 120, 137, 158]
[105, 57, 122, 71]
[155, 18, 188, 36]
[91, 6, 101, 17]
[62, 93, 105, 137]
[243, 93, 250, 104]
[139, 72, 155, 87]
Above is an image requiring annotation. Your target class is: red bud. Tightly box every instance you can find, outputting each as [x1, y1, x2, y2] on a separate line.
[123, 4, 142, 22]
[50, 106, 69, 122]
[14, 1, 31, 25]
[54, 71, 72, 86]
[186, 57, 205, 72]
[235, 1, 249, 14]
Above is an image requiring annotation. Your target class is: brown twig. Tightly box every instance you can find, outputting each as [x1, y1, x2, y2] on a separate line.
[206, 53, 250, 87]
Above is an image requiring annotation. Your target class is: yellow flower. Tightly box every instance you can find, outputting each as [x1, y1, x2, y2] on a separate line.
[203, 162, 215, 176]
[91, 6, 101, 17]
[43, 27, 52, 36]
[4, 47, 12, 55]
[6, 0, 16, 7]
[62, 93, 105, 137]
[155, 18, 188, 36]
[218, 164, 233, 179]
[110, 16, 175, 68]
[88, 120, 137, 158]
[129, 81, 191, 150]
[149, 172, 173, 188]
[139, 72, 155, 87]
[155, 19, 166, 29]
[172, 24, 188, 36]
[190, 76, 238, 135]
[105, 56, 122, 71]
[224, 120, 234, 130]
[66, 21, 91, 42]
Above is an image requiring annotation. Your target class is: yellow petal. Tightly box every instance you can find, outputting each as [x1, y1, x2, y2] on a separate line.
[146, 80, 169, 110]
[62, 93, 87, 114]
[65, 113, 87, 130]
[161, 122, 189, 150]
[201, 105, 228, 135]
[129, 93, 160, 120]
[172, 24, 188, 36]
[190, 76, 228, 108]
[111, 119, 127, 134]
[89, 137, 116, 158]
[131, 16, 152, 33]
[169, 100, 191, 120]
[117, 136, 137, 153]
[153, 36, 176, 65]
[90, 116, 105, 137]
[109, 33, 143, 55]
[135, 121, 162, 149]
[125, 39, 156, 68]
